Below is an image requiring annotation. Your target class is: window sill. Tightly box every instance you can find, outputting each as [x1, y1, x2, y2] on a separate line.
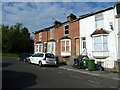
[92, 51, 109, 59]
[61, 52, 71, 56]
[64, 34, 69, 36]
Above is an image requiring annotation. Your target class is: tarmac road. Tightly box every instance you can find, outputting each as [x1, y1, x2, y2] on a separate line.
[2, 57, 119, 89]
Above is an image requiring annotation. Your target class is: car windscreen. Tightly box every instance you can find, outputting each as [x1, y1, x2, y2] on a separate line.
[45, 54, 54, 58]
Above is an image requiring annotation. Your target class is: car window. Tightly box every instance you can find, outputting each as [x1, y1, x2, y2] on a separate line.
[45, 54, 54, 58]
[32, 54, 37, 57]
[37, 53, 44, 57]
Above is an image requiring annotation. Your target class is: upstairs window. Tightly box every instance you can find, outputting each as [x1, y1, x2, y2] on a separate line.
[50, 29, 54, 39]
[95, 13, 104, 29]
[64, 25, 69, 35]
[39, 33, 42, 41]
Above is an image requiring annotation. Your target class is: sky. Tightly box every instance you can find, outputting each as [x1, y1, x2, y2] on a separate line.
[1, 0, 117, 38]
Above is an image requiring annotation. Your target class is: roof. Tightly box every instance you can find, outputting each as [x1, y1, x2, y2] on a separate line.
[34, 4, 116, 34]
[91, 28, 109, 36]
[60, 36, 72, 40]
[34, 19, 80, 34]
[79, 6, 114, 19]
[47, 39, 56, 42]
[36, 41, 42, 44]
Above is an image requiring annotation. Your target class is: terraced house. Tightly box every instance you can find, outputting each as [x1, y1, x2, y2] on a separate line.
[34, 3, 120, 69]
[33, 14, 80, 62]
[79, 3, 120, 69]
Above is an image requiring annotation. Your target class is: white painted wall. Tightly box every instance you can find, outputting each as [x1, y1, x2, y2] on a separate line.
[79, 9, 119, 68]
[118, 18, 120, 59]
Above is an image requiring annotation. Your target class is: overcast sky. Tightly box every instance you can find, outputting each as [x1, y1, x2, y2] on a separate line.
[1, 1, 117, 38]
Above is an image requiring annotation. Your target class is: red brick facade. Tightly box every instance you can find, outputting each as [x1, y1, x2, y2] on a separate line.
[34, 14, 80, 62]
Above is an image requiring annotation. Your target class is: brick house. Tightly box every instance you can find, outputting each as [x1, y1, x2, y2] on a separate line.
[33, 14, 80, 62]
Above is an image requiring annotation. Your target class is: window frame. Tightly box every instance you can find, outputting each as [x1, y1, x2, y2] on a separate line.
[93, 34, 108, 51]
[50, 28, 54, 39]
[64, 24, 69, 35]
[35, 43, 43, 53]
[61, 39, 71, 56]
[47, 42, 55, 55]
[39, 32, 42, 41]
[95, 13, 104, 29]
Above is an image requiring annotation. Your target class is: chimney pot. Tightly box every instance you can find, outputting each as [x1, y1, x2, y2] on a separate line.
[54, 20, 61, 26]
[67, 13, 77, 21]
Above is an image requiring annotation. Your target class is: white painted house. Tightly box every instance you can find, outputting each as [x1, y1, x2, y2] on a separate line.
[79, 3, 120, 69]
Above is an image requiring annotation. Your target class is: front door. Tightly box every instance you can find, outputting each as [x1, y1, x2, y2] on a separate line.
[81, 37, 87, 56]
[75, 38, 80, 56]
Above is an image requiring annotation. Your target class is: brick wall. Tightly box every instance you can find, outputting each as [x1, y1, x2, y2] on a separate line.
[34, 20, 80, 62]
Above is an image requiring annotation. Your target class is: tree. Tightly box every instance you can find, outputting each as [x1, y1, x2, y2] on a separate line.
[2, 23, 34, 53]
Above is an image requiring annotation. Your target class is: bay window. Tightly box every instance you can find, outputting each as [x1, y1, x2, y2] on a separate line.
[61, 39, 71, 56]
[93, 35, 108, 51]
[47, 42, 55, 55]
[35, 43, 42, 53]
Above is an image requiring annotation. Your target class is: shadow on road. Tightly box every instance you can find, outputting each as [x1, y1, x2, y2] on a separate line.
[42, 64, 67, 68]
[2, 63, 13, 67]
[2, 70, 37, 89]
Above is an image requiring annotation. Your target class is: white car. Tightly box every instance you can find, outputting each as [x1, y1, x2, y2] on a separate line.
[28, 53, 57, 67]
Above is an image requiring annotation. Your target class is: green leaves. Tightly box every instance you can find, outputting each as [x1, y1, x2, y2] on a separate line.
[2, 23, 34, 53]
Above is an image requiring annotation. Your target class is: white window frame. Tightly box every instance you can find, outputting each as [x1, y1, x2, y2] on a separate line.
[61, 39, 71, 56]
[39, 33, 42, 41]
[95, 13, 104, 29]
[35, 44, 39, 53]
[47, 42, 55, 55]
[64, 24, 69, 35]
[50, 28, 54, 39]
[35, 43, 43, 53]
[93, 34, 108, 51]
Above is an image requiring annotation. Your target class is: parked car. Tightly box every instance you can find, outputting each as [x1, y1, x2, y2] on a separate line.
[18, 53, 32, 62]
[27, 53, 57, 67]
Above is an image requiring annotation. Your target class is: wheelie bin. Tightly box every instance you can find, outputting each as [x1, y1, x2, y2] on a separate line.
[88, 59, 95, 71]
[82, 58, 89, 69]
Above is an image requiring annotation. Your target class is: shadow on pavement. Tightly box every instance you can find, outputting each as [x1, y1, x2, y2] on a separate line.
[2, 70, 37, 89]
[2, 63, 13, 67]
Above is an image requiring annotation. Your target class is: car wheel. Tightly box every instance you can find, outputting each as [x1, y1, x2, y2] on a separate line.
[38, 61, 42, 67]
[28, 59, 31, 64]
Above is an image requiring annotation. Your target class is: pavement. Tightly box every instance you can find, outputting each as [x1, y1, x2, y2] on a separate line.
[59, 65, 120, 81]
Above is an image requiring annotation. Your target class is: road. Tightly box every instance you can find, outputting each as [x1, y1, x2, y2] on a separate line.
[2, 57, 119, 89]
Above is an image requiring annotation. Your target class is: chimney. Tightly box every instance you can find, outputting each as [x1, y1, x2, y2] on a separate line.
[54, 20, 61, 26]
[67, 13, 77, 21]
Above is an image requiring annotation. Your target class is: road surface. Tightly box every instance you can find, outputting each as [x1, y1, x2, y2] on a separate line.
[2, 57, 119, 89]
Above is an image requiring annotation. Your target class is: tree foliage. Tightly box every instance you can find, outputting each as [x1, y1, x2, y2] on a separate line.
[2, 23, 34, 53]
